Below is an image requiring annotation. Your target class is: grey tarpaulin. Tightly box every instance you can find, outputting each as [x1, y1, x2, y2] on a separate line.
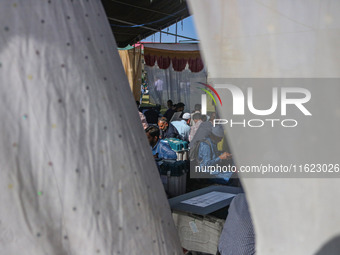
[0, 1, 182, 254]
[189, 0, 340, 254]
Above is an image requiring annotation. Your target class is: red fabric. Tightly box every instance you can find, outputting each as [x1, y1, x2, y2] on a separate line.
[144, 54, 156, 66]
[171, 57, 188, 72]
[144, 53, 204, 72]
[188, 58, 204, 72]
[156, 56, 171, 69]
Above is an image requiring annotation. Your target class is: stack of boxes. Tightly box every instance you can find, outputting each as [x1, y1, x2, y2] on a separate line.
[163, 138, 189, 161]
[157, 138, 189, 197]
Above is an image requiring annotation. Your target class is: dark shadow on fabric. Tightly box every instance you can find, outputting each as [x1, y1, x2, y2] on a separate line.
[315, 235, 340, 255]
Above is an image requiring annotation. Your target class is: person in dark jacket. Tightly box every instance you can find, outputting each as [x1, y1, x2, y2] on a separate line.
[163, 100, 175, 121]
[158, 117, 180, 139]
[144, 108, 159, 124]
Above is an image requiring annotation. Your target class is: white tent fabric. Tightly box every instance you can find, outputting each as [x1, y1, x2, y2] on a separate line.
[145, 63, 206, 111]
[0, 1, 182, 254]
[144, 43, 206, 109]
[190, 0, 340, 78]
[189, 1, 340, 254]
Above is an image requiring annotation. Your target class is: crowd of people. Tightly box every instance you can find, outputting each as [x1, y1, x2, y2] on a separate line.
[137, 99, 236, 185]
[138, 100, 253, 255]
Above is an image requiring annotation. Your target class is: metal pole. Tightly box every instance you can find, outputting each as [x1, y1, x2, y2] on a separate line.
[175, 20, 178, 43]
[108, 17, 198, 41]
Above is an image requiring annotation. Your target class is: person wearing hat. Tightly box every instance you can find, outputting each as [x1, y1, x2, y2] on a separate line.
[196, 125, 233, 183]
[171, 112, 191, 142]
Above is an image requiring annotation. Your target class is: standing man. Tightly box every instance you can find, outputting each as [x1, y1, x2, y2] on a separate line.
[154, 77, 163, 104]
[163, 100, 175, 121]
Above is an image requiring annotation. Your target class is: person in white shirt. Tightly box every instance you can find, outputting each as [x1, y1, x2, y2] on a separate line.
[154, 77, 163, 103]
[171, 112, 191, 141]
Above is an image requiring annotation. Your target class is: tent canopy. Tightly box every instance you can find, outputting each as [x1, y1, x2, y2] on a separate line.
[102, 0, 190, 47]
